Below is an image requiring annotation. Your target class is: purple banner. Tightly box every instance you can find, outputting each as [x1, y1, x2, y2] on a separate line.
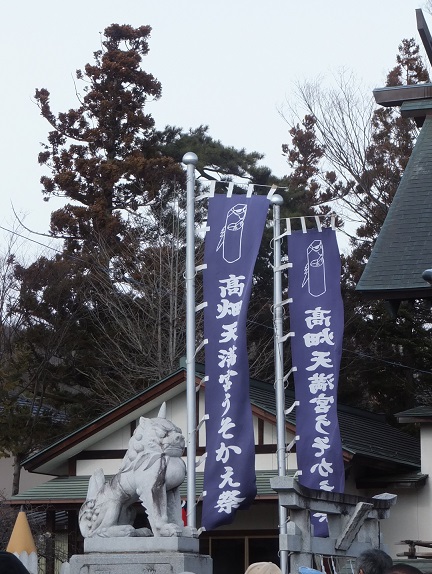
[287, 228, 345, 537]
[202, 194, 269, 530]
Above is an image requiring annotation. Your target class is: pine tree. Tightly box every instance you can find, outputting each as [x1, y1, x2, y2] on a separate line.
[2, 23, 288, 492]
[17, 24, 280, 413]
[35, 24, 183, 256]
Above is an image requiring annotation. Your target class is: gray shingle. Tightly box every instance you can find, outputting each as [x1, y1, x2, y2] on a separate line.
[356, 115, 432, 300]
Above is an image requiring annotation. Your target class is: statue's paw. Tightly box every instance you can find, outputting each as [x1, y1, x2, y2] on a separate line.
[98, 525, 135, 537]
[181, 526, 199, 538]
[158, 523, 183, 537]
[133, 527, 153, 537]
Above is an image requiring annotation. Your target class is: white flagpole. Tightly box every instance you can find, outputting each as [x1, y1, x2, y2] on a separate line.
[271, 193, 288, 574]
[183, 151, 198, 530]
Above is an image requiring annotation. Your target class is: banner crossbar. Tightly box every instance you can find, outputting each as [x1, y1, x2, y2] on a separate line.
[284, 214, 340, 234]
[196, 181, 289, 201]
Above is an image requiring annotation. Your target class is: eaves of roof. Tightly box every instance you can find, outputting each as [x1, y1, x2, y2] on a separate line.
[373, 84, 432, 107]
[396, 405, 432, 423]
[356, 472, 428, 489]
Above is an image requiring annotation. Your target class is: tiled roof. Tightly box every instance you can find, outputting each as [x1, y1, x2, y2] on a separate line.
[10, 470, 287, 504]
[336, 405, 419, 467]
[22, 364, 421, 480]
[250, 379, 420, 468]
[356, 115, 432, 300]
[0, 396, 67, 423]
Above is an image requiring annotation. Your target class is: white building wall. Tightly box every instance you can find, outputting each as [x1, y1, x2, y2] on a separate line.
[90, 425, 132, 450]
[73, 391, 300, 478]
[262, 420, 276, 444]
[358, 425, 432, 559]
[379, 424, 432, 557]
[417, 424, 432, 540]
[360, 487, 420, 559]
[254, 420, 297, 471]
[75, 393, 196, 477]
[76, 458, 124, 475]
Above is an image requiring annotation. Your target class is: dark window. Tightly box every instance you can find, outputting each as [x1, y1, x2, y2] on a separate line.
[200, 535, 279, 574]
[211, 538, 245, 574]
[248, 537, 280, 567]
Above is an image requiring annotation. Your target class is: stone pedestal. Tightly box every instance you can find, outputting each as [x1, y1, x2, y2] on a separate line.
[66, 537, 212, 574]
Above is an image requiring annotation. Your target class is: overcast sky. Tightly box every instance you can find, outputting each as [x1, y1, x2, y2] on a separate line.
[0, 0, 427, 257]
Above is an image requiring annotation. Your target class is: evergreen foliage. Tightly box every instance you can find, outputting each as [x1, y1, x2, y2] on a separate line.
[3, 24, 432, 496]
[1, 22, 279, 495]
[281, 38, 432, 413]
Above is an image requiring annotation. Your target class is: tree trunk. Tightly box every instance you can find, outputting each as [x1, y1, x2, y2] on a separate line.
[12, 454, 23, 496]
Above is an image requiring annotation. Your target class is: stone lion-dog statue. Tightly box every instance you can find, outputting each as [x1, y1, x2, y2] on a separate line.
[79, 403, 193, 538]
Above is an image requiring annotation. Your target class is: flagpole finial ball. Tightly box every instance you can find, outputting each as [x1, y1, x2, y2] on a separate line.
[270, 193, 283, 206]
[182, 152, 198, 165]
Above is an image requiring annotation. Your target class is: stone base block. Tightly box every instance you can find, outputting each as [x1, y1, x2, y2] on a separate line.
[68, 550, 213, 574]
[84, 536, 200, 554]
